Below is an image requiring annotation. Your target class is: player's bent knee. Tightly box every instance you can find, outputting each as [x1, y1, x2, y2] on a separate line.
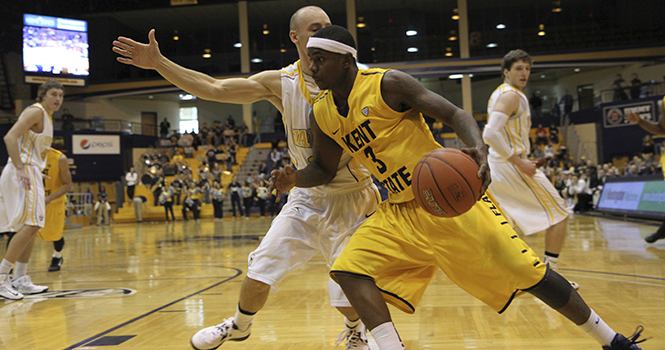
[524, 269, 572, 310]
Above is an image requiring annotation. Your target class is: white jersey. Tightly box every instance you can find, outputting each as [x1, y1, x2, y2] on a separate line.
[14, 103, 53, 170]
[280, 61, 371, 195]
[486, 84, 531, 159]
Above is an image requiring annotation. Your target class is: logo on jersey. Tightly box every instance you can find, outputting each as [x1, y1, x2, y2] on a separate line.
[80, 139, 91, 149]
[361, 106, 369, 116]
[292, 129, 312, 148]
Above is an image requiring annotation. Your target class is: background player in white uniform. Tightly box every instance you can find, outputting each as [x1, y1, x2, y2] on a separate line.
[113, 7, 377, 350]
[0, 80, 63, 300]
[482, 49, 576, 288]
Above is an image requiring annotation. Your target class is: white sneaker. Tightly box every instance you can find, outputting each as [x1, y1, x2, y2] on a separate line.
[12, 275, 48, 294]
[190, 317, 252, 350]
[335, 321, 369, 350]
[0, 274, 23, 300]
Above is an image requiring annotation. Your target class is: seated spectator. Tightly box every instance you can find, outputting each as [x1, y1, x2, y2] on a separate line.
[170, 130, 180, 147]
[548, 123, 559, 144]
[258, 160, 268, 176]
[534, 124, 548, 146]
[269, 147, 282, 170]
[625, 164, 639, 177]
[531, 145, 545, 160]
[200, 122, 210, 145]
[642, 134, 656, 157]
[544, 142, 555, 159]
[567, 173, 593, 212]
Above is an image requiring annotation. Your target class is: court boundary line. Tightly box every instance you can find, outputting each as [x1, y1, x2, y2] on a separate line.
[63, 267, 242, 350]
[560, 268, 665, 282]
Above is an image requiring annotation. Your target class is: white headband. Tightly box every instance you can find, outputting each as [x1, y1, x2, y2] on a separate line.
[307, 37, 357, 59]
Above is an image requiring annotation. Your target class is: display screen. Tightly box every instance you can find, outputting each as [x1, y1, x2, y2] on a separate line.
[23, 14, 89, 77]
[596, 176, 665, 219]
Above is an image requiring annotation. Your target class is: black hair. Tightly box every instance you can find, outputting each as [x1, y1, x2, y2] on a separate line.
[312, 24, 356, 50]
[501, 49, 532, 73]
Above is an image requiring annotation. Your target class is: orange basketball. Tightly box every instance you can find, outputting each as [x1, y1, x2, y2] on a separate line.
[411, 148, 482, 217]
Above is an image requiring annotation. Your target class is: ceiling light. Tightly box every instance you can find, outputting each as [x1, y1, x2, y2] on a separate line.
[574, 68, 581, 72]
[538, 24, 545, 36]
[357, 23, 366, 28]
[179, 94, 195, 100]
[280, 49, 286, 53]
[234, 43, 242, 48]
[552, 7, 562, 12]
[449, 74, 474, 79]
[262, 24, 269, 35]
[540, 75, 546, 78]
[452, 8, 459, 20]
[251, 58, 263, 63]
[407, 47, 418, 53]
[445, 52, 453, 57]
[371, 47, 375, 51]
[487, 43, 498, 48]
[496, 24, 506, 29]
[449, 36, 457, 41]
[406, 30, 417, 36]
[202, 49, 211, 59]
[173, 30, 179, 41]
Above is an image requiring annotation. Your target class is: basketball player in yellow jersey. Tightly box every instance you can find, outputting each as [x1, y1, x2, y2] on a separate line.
[482, 49, 577, 288]
[0, 80, 63, 300]
[628, 100, 665, 243]
[114, 7, 375, 350]
[41, 148, 72, 271]
[272, 25, 646, 350]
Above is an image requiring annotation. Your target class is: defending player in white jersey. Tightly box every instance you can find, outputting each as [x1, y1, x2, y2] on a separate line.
[482, 49, 577, 288]
[113, 6, 378, 350]
[0, 80, 63, 300]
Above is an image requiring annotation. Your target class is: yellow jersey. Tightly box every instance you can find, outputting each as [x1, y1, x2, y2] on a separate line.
[313, 68, 441, 203]
[42, 148, 65, 205]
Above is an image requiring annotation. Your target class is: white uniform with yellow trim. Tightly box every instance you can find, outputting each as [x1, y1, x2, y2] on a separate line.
[0, 103, 53, 231]
[486, 84, 569, 235]
[246, 61, 379, 306]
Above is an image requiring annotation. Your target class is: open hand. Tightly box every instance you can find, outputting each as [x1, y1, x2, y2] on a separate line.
[113, 29, 161, 70]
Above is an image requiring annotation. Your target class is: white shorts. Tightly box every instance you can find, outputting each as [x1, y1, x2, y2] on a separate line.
[247, 184, 380, 307]
[488, 157, 569, 235]
[0, 163, 46, 232]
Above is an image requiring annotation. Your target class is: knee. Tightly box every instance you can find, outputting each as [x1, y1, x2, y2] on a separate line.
[526, 269, 572, 309]
[244, 277, 271, 292]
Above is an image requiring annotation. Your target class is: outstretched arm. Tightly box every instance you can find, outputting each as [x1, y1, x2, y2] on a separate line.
[271, 111, 342, 196]
[380, 70, 490, 198]
[113, 29, 283, 110]
[627, 111, 665, 135]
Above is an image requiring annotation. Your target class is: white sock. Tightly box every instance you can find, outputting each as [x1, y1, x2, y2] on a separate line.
[53, 251, 62, 258]
[14, 262, 28, 279]
[234, 305, 255, 331]
[346, 317, 361, 329]
[371, 322, 405, 350]
[543, 255, 559, 270]
[579, 309, 615, 346]
[0, 259, 13, 275]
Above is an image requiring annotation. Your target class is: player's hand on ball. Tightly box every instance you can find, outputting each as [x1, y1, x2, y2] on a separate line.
[461, 146, 491, 200]
[270, 167, 296, 201]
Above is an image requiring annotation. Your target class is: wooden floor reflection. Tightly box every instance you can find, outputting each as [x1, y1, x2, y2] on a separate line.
[1, 214, 664, 350]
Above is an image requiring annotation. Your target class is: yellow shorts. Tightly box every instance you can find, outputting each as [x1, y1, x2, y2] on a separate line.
[39, 200, 65, 242]
[330, 193, 547, 314]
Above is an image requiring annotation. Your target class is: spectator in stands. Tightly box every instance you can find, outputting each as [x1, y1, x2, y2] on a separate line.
[612, 73, 625, 89]
[61, 108, 75, 131]
[133, 195, 148, 222]
[241, 180, 254, 218]
[200, 178, 211, 204]
[211, 181, 224, 220]
[210, 162, 222, 184]
[169, 130, 180, 147]
[613, 82, 628, 101]
[255, 175, 270, 217]
[223, 124, 235, 145]
[206, 147, 217, 167]
[228, 138, 238, 165]
[642, 134, 656, 156]
[559, 89, 574, 116]
[544, 142, 555, 160]
[550, 101, 560, 119]
[590, 169, 607, 207]
[228, 176, 244, 217]
[94, 191, 111, 225]
[567, 173, 593, 212]
[171, 173, 183, 205]
[534, 124, 548, 146]
[159, 118, 170, 139]
[258, 160, 268, 176]
[150, 168, 165, 206]
[548, 123, 559, 144]
[212, 122, 224, 147]
[226, 115, 235, 129]
[125, 167, 138, 203]
[625, 164, 639, 177]
[160, 182, 176, 221]
[269, 148, 282, 170]
[270, 136, 280, 150]
[182, 190, 201, 221]
[200, 122, 210, 145]
[529, 93, 543, 118]
[191, 129, 201, 149]
[238, 120, 249, 147]
[629, 73, 642, 99]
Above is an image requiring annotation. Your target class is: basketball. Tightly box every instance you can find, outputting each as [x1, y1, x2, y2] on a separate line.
[411, 148, 482, 217]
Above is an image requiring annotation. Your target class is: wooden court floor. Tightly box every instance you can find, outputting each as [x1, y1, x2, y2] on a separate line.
[1, 214, 664, 350]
